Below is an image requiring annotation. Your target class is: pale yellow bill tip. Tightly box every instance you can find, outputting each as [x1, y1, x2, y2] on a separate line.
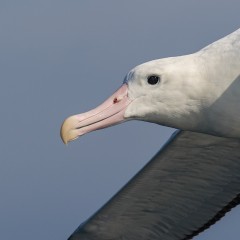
[60, 115, 79, 144]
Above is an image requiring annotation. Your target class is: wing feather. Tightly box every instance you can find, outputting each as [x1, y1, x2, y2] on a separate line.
[69, 131, 240, 240]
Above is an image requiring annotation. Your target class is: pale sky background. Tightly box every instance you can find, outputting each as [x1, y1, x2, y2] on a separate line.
[0, 1, 240, 239]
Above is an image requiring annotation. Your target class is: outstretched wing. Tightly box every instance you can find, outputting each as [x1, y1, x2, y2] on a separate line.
[68, 131, 240, 240]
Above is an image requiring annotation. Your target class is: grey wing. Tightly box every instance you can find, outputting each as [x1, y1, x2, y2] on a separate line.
[68, 131, 240, 240]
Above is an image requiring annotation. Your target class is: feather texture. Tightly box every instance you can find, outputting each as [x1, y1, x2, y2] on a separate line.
[68, 131, 240, 240]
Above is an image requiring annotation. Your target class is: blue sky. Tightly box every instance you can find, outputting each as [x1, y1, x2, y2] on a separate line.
[0, 1, 240, 239]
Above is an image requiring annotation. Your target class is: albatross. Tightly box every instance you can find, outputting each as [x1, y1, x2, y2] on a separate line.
[61, 28, 240, 240]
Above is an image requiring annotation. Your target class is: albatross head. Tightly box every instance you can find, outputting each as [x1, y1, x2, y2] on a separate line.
[60, 55, 215, 144]
[123, 56, 207, 129]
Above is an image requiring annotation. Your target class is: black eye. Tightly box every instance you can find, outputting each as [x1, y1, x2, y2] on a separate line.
[147, 75, 160, 85]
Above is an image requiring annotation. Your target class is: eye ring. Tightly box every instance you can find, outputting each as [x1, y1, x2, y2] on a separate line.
[147, 75, 160, 85]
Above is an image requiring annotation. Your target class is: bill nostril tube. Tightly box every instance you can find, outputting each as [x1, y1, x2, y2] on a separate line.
[113, 97, 118, 104]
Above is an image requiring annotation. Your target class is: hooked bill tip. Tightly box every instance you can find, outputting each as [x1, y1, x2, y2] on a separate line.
[60, 116, 79, 144]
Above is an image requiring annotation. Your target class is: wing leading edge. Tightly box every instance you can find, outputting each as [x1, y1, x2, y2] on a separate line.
[68, 131, 240, 240]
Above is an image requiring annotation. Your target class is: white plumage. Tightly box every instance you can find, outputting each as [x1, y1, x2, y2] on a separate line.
[61, 28, 240, 240]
